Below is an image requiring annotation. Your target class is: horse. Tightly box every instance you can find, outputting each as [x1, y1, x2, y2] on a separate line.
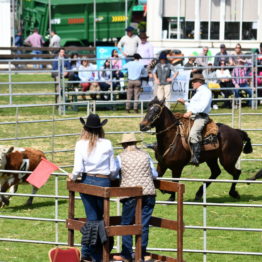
[139, 97, 253, 201]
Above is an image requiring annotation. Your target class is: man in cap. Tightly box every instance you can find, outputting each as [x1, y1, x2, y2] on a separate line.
[214, 44, 230, 67]
[113, 133, 157, 262]
[153, 52, 178, 109]
[177, 74, 212, 166]
[117, 26, 141, 59]
[123, 53, 147, 113]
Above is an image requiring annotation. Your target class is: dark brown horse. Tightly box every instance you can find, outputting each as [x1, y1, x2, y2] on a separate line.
[140, 97, 253, 201]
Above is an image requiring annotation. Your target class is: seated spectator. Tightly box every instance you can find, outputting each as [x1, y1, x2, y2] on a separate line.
[203, 63, 220, 110]
[110, 49, 125, 90]
[216, 60, 233, 108]
[78, 58, 97, 100]
[68, 53, 81, 88]
[231, 58, 253, 107]
[99, 59, 113, 100]
[51, 48, 71, 104]
[214, 44, 230, 67]
[230, 43, 251, 66]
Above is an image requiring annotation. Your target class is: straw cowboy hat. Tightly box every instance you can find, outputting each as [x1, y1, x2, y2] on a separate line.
[118, 133, 142, 145]
[80, 113, 108, 129]
[191, 73, 205, 82]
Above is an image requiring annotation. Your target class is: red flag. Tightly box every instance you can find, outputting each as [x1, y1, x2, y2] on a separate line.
[26, 158, 59, 188]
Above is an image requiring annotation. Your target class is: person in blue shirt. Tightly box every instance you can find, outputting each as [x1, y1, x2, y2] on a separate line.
[123, 53, 146, 113]
[51, 48, 71, 104]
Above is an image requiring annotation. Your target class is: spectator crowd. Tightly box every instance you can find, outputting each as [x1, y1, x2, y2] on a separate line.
[13, 27, 262, 110]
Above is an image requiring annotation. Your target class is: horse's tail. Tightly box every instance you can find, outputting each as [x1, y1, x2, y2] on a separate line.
[238, 129, 253, 154]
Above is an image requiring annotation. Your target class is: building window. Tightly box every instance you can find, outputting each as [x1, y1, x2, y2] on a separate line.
[242, 22, 257, 40]
[225, 22, 240, 40]
[200, 21, 219, 40]
[181, 21, 194, 39]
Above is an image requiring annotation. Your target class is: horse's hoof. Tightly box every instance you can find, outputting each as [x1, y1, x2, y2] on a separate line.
[229, 191, 240, 199]
[168, 196, 175, 202]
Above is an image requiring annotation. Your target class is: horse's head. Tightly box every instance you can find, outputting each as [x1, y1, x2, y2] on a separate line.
[140, 97, 166, 132]
[0, 146, 14, 170]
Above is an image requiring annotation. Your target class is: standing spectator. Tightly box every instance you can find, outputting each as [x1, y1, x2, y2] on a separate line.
[137, 32, 154, 67]
[117, 26, 141, 60]
[112, 133, 157, 262]
[123, 53, 146, 113]
[216, 60, 233, 108]
[153, 53, 178, 109]
[231, 58, 253, 107]
[137, 32, 154, 87]
[15, 31, 23, 48]
[78, 58, 98, 100]
[69, 113, 116, 262]
[214, 44, 230, 67]
[49, 30, 61, 50]
[51, 48, 71, 104]
[24, 28, 45, 68]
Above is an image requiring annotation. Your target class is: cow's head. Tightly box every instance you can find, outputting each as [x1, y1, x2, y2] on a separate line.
[0, 146, 14, 170]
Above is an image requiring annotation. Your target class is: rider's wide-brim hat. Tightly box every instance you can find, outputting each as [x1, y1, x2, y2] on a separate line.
[191, 73, 205, 82]
[118, 133, 142, 145]
[80, 113, 108, 129]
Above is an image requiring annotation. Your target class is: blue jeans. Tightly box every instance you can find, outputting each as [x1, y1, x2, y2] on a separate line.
[120, 195, 156, 260]
[80, 175, 111, 261]
[31, 50, 43, 68]
[234, 83, 253, 106]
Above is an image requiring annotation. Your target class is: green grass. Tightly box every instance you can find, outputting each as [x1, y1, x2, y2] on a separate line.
[0, 74, 262, 261]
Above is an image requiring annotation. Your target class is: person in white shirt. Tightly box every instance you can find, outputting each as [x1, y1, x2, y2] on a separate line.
[177, 74, 212, 166]
[117, 26, 141, 59]
[78, 58, 98, 100]
[49, 30, 61, 48]
[69, 113, 116, 262]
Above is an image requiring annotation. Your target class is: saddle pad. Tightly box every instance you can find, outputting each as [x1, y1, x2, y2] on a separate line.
[175, 112, 219, 151]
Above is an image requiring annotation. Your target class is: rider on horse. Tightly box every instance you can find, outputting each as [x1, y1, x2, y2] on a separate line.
[177, 73, 212, 166]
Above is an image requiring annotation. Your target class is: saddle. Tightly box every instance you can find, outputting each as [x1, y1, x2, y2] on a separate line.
[174, 112, 219, 151]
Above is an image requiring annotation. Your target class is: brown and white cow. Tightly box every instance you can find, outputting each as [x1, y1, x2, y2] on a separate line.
[0, 145, 46, 207]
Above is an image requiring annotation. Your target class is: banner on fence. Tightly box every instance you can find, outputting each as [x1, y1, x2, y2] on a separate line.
[171, 70, 191, 101]
[139, 70, 191, 101]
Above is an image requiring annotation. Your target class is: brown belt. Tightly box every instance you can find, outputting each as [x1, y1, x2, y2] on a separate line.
[83, 173, 109, 179]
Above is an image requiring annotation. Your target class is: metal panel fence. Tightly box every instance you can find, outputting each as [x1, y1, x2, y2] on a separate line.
[0, 56, 261, 261]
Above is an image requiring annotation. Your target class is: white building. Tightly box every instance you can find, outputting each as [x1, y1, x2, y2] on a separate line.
[147, 0, 262, 49]
[0, 0, 11, 53]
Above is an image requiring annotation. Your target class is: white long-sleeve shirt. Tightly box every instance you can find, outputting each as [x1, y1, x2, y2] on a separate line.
[72, 138, 116, 181]
[78, 64, 97, 82]
[185, 85, 212, 114]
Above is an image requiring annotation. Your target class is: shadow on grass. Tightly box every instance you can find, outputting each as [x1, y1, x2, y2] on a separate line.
[7, 199, 67, 211]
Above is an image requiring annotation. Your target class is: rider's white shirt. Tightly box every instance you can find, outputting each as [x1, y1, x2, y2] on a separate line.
[185, 84, 212, 114]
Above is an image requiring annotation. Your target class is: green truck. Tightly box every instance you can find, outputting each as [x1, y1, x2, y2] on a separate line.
[19, 0, 146, 46]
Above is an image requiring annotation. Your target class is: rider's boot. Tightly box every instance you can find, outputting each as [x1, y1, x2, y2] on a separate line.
[190, 142, 202, 166]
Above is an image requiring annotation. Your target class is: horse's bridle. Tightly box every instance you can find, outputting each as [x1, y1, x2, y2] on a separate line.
[149, 103, 179, 135]
[149, 103, 164, 125]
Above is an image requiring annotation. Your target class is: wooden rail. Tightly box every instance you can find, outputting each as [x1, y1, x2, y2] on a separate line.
[67, 179, 185, 262]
